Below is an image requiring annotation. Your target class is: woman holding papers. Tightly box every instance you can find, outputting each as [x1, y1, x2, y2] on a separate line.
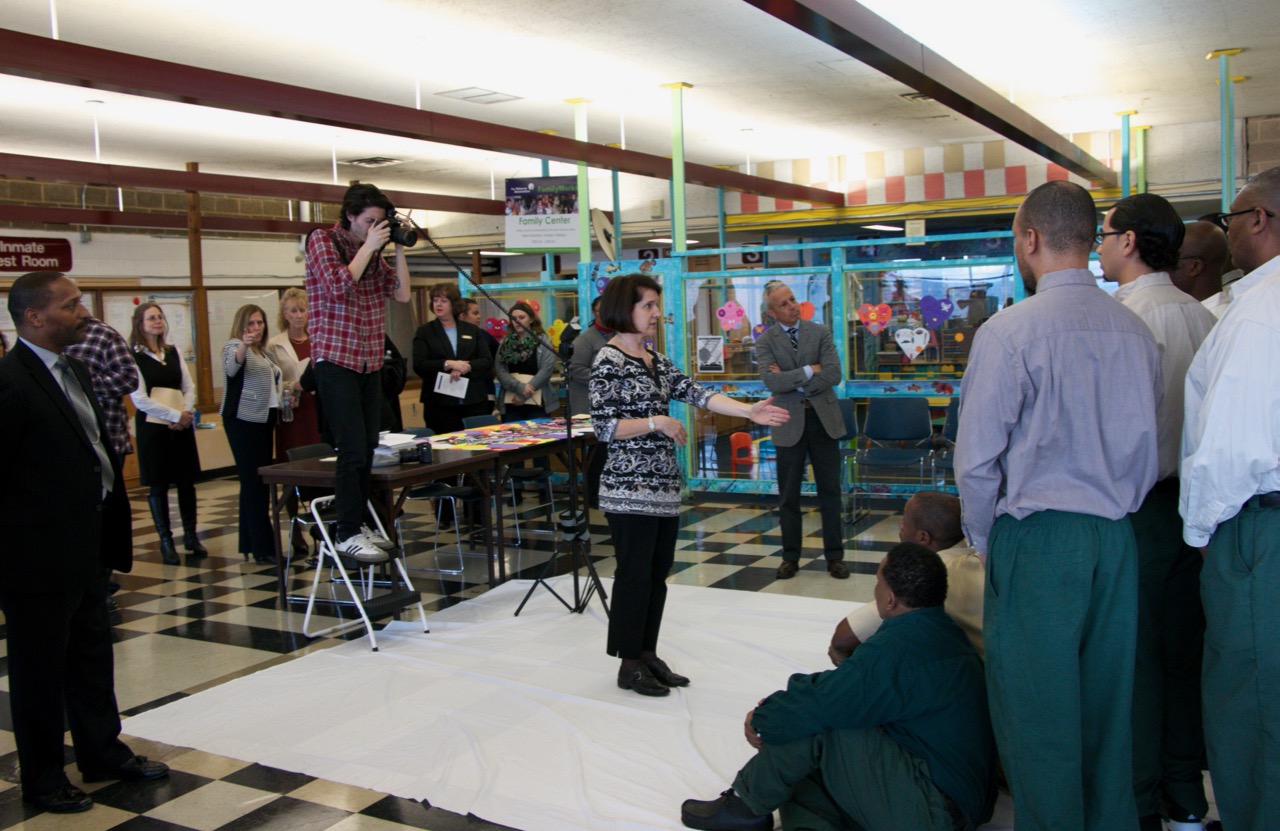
[495, 301, 558, 423]
[129, 302, 203, 565]
[590, 273, 788, 697]
[412, 282, 493, 436]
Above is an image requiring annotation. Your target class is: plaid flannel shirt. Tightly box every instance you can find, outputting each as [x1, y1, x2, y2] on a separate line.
[64, 317, 138, 457]
[304, 224, 399, 373]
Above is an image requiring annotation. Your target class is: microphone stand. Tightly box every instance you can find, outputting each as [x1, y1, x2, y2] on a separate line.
[416, 227, 608, 618]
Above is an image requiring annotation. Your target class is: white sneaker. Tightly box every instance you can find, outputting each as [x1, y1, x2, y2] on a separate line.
[335, 533, 389, 564]
[359, 525, 397, 551]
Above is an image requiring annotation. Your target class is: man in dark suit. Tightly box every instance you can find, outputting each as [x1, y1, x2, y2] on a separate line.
[757, 280, 848, 579]
[0, 272, 168, 814]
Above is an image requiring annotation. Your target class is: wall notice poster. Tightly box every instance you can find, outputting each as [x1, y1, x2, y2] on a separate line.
[696, 336, 725, 373]
[504, 176, 579, 252]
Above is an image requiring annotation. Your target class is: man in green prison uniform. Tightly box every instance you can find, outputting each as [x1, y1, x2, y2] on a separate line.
[680, 543, 997, 831]
[955, 180, 1162, 831]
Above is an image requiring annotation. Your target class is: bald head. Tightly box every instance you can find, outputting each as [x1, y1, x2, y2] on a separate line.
[1227, 167, 1280, 275]
[1171, 220, 1229, 300]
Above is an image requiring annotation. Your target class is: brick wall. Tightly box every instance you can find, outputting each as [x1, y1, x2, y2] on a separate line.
[1246, 116, 1280, 175]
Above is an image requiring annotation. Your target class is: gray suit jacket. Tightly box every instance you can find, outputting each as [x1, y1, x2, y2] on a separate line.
[757, 319, 844, 447]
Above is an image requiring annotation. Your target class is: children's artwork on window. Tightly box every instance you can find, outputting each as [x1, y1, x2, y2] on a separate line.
[716, 300, 746, 331]
[858, 303, 892, 334]
[894, 327, 930, 361]
[919, 295, 954, 329]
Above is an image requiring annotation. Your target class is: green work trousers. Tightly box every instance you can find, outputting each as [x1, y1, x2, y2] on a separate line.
[1129, 485, 1207, 820]
[985, 510, 1138, 831]
[1201, 497, 1280, 831]
[733, 727, 958, 831]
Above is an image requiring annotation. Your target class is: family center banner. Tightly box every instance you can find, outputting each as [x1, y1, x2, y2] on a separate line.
[504, 176, 579, 252]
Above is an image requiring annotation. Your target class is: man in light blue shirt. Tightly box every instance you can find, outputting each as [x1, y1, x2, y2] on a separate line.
[956, 180, 1161, 831]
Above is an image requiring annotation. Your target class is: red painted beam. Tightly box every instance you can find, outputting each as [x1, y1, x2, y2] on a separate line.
[0, 29, 844, 206]
[0, 153, 504, 215]
[0, 204, 319, 235]
[740, 0, 1116, 187]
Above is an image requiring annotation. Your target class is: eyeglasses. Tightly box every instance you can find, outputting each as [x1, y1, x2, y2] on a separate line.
[1094, 230, 1125, 245]
[1208, 207, 1276, 231]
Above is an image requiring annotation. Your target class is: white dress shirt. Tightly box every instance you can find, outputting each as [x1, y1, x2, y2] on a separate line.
[1113, 272, 1216, 480]
[1180, 254, 1280, 546]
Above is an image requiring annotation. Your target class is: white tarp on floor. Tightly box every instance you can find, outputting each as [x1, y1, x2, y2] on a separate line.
[121, 577, 1013, 830]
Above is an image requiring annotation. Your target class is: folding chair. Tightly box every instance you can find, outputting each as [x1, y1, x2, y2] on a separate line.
[394, 429, 489, 577]
[930, 399, 960, 489]
[284, 442, 335, 569]
[301, 496, 429, 652]
[852, 397, 935, 514]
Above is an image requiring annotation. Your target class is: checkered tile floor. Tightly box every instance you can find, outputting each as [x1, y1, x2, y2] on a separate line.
[0, 476, 899, 830]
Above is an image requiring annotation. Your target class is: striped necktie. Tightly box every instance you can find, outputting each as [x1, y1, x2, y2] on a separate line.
[786, 326, 799, 350]
[56, 357, 115, 498]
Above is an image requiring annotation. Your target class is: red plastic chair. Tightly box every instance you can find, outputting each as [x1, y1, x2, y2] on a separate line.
[729, 431, 754, 477]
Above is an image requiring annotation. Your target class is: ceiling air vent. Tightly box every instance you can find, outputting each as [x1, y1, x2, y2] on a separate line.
[344, 157, 404, 168]
[899, 92, 934, 103]
[436, 87, 522, 105]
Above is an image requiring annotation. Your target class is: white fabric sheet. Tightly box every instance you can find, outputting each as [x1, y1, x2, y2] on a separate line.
[121, 578, 1013, 830]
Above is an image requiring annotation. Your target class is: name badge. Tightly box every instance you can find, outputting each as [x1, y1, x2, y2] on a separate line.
[461, 334, 473, 340]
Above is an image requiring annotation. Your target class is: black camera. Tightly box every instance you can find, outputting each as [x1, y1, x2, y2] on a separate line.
[386, 210, 419, 247]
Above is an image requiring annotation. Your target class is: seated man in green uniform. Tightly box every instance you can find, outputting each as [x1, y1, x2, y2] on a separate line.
[681, 542, 997, 831]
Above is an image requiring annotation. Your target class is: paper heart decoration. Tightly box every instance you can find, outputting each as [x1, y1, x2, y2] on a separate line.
[547, 319, 567, 348]
[919, 295, 954, 329]
[518, 298, 541, 314]
[858, 303, 893, 334]
[893, 327, 930, 361]
[485, 318, 508, 338]
[799, 301, 815, 320]
[716, 300, 746, 331]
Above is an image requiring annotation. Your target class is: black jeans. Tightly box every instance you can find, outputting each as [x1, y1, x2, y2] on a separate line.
[314, 361, 382, 538]
[776, 409, 843, 562]
[224, 411, 277, 559]
[605, 511, 680, 660]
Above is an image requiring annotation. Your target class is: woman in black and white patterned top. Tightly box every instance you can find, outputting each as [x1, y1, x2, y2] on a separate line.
[590, 273, 788, 697]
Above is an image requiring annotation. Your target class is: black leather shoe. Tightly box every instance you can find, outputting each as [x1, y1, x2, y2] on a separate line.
[646, 657, 690, 687]
[82, 755, 170, 783]
[617, 664, 670, 697]
[25, 784, 93, 813]
[681, 789, 772, 831]
[775, 560, 799, 579]
[827, 560, 849, 579]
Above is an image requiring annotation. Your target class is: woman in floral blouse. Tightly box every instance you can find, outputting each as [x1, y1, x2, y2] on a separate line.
[590, 273, 788, 697]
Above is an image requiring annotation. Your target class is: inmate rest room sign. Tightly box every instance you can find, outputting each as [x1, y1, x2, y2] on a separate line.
[0, 237, 73, 272]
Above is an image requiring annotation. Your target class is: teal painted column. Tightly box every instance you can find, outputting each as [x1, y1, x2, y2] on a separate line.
[717, 187, 727, 271]
[1117, 110, 1136, 197]
[1208, 49, 1244, 211]
[540, 158, 554, 279]
[664, 83, 693, 253]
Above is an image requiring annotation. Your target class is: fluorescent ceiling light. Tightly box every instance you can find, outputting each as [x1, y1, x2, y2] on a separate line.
[478, 250, 522, 257]
[863, 224, 904, 232]
[647, 237, 700, 245]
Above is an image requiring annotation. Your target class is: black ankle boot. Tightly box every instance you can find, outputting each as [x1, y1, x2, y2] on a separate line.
[148, 494, 180, 565]
[180, 512, 208, 559]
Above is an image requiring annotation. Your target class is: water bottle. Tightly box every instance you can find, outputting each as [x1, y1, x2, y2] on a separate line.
[280, 382, 295, 423]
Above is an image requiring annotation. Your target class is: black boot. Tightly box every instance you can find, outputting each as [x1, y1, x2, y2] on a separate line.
[147, 494, 180, 565]
[178, 486, 208, 558]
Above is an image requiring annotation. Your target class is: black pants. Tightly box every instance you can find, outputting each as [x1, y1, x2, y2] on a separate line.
[0, 572, 132, 797]
[314, 361, 381, 538]
[224, 412, 277, 560]
[605, 512, 680, 660]
[775, 409, 843, 562]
